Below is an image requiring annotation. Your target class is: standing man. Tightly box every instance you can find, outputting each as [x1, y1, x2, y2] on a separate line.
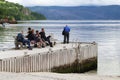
[63, 25, 70, 44]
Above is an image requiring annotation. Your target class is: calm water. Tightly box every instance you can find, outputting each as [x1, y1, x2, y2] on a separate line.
[0, 20, 120, 76]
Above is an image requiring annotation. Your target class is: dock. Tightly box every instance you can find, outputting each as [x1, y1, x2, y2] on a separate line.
[0, 42, 97, 72]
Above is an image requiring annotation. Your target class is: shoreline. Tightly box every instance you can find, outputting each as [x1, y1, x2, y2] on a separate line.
[0, 71, 119, 80]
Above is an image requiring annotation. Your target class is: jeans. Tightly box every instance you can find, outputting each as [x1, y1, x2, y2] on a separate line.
[22, 39, 31, 48]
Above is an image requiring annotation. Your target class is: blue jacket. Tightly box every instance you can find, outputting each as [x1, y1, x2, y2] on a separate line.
[17, 33, 24, 42]
[64, 25, 70, 33]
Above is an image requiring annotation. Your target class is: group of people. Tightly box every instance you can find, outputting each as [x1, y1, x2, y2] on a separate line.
[16, 25, 70, 50]
[16, 27, 53, 50]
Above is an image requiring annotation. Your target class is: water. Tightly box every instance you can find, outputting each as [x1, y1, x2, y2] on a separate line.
[0, 20, 120, 76]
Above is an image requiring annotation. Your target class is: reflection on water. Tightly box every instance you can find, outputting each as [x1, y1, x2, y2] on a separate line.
[0, 20, 120, 76]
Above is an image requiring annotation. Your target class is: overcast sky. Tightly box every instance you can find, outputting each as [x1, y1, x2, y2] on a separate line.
[6, 0, 120, 6]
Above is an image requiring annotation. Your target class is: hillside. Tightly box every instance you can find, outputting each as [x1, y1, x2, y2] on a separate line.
[0, 0, 46, 22]
[28, 5, 120, 20]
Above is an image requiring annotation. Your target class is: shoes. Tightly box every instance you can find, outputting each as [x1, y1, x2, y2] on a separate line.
[67, 42, 69, 44]
[50, 43, 53, 47]
[50, 44, 53, 47]
[28, 47, 32, 50]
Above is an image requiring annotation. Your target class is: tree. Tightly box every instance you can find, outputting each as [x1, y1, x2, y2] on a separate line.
[0, 0, 46, 21]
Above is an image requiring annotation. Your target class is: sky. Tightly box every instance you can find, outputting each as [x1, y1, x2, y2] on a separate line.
[6, 0, 120, 6]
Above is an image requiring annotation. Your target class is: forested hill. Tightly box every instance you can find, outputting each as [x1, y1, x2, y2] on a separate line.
[0, 0, 46, 21]
[28, 5, 120, 20]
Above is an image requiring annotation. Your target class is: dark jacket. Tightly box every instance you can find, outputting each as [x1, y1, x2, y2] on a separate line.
[26, 32, 35, 41]
[39, 32, 47, 41]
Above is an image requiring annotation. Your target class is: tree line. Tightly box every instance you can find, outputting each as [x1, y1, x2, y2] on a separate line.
[0, 0, 46, 22]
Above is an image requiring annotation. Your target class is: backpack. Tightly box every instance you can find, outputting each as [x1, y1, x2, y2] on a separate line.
[62, 30, 65, 35]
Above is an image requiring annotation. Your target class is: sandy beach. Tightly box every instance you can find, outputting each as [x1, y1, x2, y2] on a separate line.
[0, 71, 119, 80]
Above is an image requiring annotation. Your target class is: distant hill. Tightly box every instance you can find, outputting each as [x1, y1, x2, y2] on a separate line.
[28, 5, 120, 20]
[0, 0, 46, 21]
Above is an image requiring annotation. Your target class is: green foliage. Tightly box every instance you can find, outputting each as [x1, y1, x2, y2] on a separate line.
[1, 0, 5, 1]
[0, 0, 46, 20]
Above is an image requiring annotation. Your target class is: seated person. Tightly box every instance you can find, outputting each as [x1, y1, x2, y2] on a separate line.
[17, 31, 32, 50]
[39, 28, 53, 47]
[35, 30, 46, 48]
[26, 29, 36, 44]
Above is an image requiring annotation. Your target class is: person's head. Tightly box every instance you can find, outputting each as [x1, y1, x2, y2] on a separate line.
[36, 30, 39, 34]
[41, 28, 45, 32]
[28, 27, 31, 31]
[31, 29, 34, 34]
[27, 27, 32, 34]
